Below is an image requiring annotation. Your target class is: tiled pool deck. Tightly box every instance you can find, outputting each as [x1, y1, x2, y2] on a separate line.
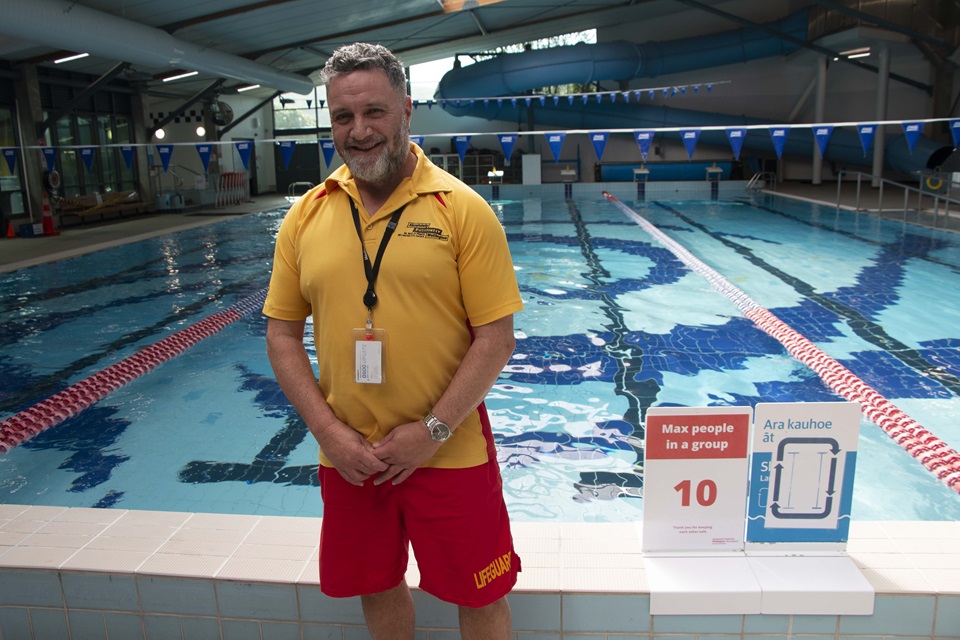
[0, 505, 958, 639]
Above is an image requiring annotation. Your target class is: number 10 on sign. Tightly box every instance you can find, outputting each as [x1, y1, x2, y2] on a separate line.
[642, 406, 752, 554]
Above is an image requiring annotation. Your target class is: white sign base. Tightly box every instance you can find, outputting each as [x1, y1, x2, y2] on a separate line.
[747, 555, 875, 615]
[646, 556, 762, 615]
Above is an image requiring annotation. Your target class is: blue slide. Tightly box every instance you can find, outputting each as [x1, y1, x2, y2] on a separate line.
[434, 10, 950, 174]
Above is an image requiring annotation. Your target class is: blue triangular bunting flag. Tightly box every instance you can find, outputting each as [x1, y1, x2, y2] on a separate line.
[120, 145, 134, 170]
[857, 124, 876, 156]
[79, 146, 96, 172]
[454, 135, 471, 164]
[156, 144, 174, 172]
[321, 139, 336, 167]
[2, 148, 17, 175]
[951, 119, 960, 148]
[680, 129, 701, 159]
[195, 144, 212, 174]
[769, 127, 789, 158]
[498, 134, 517, 166]
[901, 121, 922, 154]
[410, 135, 424, 148]
[590, 132, 609, 161]
[41, 147, 57, 172]
[546, 132, 565, 163]
[234, 141, 252, 170]
[279, 140, 296, 169]
[725, 128, 747, 161]
[814, 125, 833, 158]
[634, 130, 654, 162]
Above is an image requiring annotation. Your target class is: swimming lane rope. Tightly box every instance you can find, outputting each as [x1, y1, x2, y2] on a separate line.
[0, 287, 269, 454]
[602, 192, 960, 494]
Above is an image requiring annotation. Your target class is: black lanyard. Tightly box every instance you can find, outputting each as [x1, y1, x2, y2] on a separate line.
[350, 198, 405, 310]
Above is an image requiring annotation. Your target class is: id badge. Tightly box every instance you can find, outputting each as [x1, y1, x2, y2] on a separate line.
[353, 328, 387, 384]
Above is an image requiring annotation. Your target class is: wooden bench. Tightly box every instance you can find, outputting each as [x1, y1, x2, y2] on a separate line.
[57, 190, 148, 224]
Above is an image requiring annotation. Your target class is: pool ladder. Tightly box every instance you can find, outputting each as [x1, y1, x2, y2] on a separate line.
[837, 170, 960, 228]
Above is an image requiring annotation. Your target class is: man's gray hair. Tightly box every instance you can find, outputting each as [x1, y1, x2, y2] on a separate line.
[320, 43, 407, 97]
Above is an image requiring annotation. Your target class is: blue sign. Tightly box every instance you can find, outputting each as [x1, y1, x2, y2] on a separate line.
[234, 141, 252, 170]
[498, 134, 517, 165]
[725, 128, 747, 160]
[901, 121, 922, 154]
[634, 130, 654, 162]
[747, 402, 861, 545]
[814, 125, 834, 158]
[454, 135, 471, 164]
[857, 124, 876, 156]
[590, 131, 609, 161]
[769, 127, 789, 159]
[196, 144, 212, 174]
[279, 140, 296, 169]
[680, 129, 701, 159]
[546, 132, 565, 162]
[156, 144, 174, 172]
[321, 139, 336, 167]
[2, 148, 16, 175]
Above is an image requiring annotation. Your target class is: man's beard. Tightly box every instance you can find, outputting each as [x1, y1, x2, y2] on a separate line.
[342, 118, 409, 187]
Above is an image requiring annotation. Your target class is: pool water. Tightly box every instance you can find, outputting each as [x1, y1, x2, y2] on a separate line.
[1, 194, 959, 521]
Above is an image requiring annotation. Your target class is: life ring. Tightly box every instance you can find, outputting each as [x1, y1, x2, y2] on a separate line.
[43, 170, 61, 191]
[926, 176, 943, 190]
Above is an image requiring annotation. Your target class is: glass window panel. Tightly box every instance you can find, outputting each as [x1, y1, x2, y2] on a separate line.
[55, 116, 81, 196]
[98, 115, 118, 191]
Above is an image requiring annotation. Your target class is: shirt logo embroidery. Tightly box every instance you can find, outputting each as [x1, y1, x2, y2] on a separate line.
[399, 221, 448, 241]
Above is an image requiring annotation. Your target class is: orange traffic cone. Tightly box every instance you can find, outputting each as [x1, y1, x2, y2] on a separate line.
[5, 221, 14, 238]
[41, 192, 59, 236]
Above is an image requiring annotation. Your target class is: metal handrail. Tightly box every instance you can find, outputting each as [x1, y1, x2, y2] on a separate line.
[746, 171, 777, 190]
[836, 170, 960, 228]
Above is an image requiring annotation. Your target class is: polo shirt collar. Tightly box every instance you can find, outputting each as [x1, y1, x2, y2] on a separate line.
[323, 143, 452, 216]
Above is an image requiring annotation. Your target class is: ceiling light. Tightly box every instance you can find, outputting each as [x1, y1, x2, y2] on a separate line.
[155, 128, 166, 139]
[163, 71, 199, 82]
[196, 126, 206, 137]
[54, 52, 89, 64]
[237, 84, 261, 92]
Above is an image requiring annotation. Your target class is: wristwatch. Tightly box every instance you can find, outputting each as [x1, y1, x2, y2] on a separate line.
[423, 412, 453, 442]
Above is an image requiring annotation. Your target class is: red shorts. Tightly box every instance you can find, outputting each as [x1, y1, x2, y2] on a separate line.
[317, 457, 520, 607]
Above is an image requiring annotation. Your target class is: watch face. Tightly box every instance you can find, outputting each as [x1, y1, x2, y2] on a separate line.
[433, 422, 451, 441]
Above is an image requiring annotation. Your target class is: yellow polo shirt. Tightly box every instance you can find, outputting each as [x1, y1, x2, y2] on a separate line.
[262, 144, 523, 468]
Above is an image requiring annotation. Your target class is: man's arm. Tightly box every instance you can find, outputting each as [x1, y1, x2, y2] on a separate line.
[371, 313, 516, 484]
[265, 317, 387, 485]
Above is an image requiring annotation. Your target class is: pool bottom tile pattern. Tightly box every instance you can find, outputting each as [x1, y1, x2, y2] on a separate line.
[0, 505, 958, 639]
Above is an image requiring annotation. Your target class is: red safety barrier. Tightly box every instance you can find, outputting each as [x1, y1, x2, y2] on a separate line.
[216, 171, 249, 207]
[0, 288, 268, 453]
[602, 191, 960, 494]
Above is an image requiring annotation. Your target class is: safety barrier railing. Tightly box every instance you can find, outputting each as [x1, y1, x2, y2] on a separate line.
[837, 170, 960, 228]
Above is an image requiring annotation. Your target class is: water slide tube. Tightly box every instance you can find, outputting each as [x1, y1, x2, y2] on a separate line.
[434, 10, 952, 174]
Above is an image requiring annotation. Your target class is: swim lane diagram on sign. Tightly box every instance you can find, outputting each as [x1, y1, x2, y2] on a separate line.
[747, 402, 860, 545]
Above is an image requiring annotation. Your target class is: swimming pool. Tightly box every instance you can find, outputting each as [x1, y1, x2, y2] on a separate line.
[1, 193, 959, 521]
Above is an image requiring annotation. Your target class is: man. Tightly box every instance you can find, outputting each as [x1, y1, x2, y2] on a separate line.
[262, 43, 523, 639]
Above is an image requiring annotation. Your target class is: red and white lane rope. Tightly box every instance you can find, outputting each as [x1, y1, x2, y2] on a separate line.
[603, 192, 960, 494]
[0, 288, 269, 454]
